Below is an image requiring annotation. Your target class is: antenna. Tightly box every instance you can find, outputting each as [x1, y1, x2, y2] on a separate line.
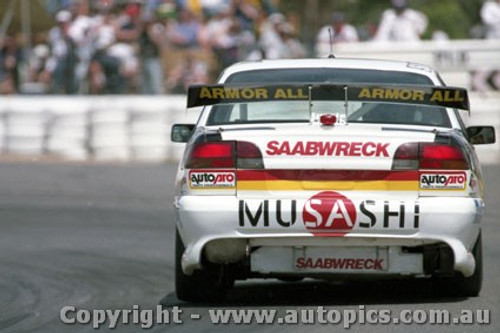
[328, 27, 335, 58]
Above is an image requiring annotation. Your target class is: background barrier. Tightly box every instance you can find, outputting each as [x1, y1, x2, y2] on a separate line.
[0, 40, 498, 164]
[334, 39, 500, 90]
[0, 96, 200, 162]
[0, 93, 498, 164]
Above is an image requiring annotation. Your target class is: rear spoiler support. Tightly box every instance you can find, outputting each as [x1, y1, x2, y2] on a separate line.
[308, 85, 313, 124]
[344, 85, 349, 122]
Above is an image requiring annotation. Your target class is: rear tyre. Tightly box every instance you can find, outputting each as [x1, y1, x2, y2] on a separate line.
[175, 229, 228, 303]
[434, 233, 482, 297]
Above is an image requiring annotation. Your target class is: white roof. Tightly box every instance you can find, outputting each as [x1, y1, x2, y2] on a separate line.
[218, 58, 440, 83]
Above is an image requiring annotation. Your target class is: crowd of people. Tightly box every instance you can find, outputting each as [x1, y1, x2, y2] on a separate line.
[1, 0, 500, 95]
[1, 0, 306, 95]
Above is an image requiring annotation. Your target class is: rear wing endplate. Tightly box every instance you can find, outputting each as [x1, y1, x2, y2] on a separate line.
[187, 84, 470, 111]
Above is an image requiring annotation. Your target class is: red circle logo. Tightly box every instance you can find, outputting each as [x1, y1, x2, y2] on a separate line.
[302, 191, 357, 232]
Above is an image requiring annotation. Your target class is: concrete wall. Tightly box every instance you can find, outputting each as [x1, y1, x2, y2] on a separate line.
[0, 96, 201, 162]
[0, 93, 497, 164]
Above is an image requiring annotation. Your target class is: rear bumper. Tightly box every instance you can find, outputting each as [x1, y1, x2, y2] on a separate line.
[174, 195, 483, 277]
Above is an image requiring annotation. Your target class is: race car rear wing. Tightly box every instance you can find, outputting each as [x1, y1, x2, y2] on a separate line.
[187, 84, 470, 111]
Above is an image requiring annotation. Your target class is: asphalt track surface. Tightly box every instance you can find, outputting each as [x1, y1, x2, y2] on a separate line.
[0, 162, 499, 333]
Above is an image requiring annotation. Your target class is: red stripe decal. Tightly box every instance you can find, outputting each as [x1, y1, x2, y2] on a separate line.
[237, 170, 418, 181]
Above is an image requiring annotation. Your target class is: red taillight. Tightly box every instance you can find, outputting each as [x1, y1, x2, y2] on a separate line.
[185, 141, 264, 169]
[392, 143, 419, 170]
[186, 142, 235, 168]
[236, 141, 264, 169]
[420, 143, 468, 169]
[393, 142, 468, 170]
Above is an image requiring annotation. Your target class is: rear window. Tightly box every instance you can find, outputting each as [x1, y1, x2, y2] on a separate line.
[224, 68, 434, 85]
[207, 68, 451, 128]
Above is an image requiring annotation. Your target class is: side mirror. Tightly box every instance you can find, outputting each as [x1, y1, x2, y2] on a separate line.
[171, 124, 195, 143]
[466, 126, 496, 145]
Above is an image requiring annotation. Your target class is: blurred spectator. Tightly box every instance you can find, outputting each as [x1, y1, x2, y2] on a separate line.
[279, 22, 306, 59]
[431, 30, 450, 41]
[472, 0, 500, 91]
[481, 0, 500, 39]
[47, 10, 78, 94]
[357, 21, 379, 41]
[3, 0, 305, 95]
[113, 2, 142, 92]
[89, 7, 124, 94]
[166, 57, 209, 93]
[207, 8, 255, 68]
[26, 34, 52, 93]
[139, 17, 166, 94]
[231, 0, 261, 31]
[315, 12, 359, 57]
[257, 13, 288, 59]
[162, 7, 215, 93]
[68, 0, 94, 92]
[169, 9, 202, 49]
[374, 0, 428, 42]
[1, 35, 24, 94]
[205, 7, 233, 48]
[141, 0, 163, 21]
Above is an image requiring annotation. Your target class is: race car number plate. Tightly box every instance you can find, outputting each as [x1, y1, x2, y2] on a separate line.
[250, 246, 388, 273]
[293, 247, 388, 272]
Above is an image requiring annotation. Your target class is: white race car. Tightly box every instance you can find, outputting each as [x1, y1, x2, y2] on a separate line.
[171, 58, 495, 302]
